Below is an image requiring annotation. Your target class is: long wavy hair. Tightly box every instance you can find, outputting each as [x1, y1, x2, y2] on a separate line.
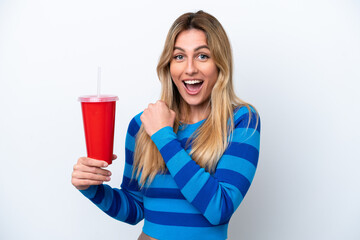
[133, 10, 258, 187]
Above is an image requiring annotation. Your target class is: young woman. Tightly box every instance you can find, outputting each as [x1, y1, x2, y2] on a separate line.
[72, 10, 260, 240]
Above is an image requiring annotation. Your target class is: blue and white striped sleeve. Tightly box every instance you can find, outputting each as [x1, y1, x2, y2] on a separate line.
[79, 113, 144, 225]
[150, 106, 260, 225]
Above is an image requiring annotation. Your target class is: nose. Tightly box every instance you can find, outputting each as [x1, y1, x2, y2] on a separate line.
[185, 59, 198, 75]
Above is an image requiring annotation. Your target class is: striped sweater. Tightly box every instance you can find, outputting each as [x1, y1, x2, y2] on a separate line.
[80, 106, 260, 240]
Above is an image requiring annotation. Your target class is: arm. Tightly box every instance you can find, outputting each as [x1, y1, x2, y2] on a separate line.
[150, 106, 260, 225]
[79, 114, 144, 225]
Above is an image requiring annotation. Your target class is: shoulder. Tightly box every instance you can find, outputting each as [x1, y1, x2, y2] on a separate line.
[127, 112, 143, 137]
[233, 104, 260, 131]
[233, 104, 259, 120]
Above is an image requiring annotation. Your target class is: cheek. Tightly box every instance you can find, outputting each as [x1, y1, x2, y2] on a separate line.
[169, 63, 179, 80]
[170, 65, 181, 90]
[207, 66, 219, 87]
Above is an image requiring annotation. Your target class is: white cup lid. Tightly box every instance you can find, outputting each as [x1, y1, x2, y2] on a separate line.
[78, 95, 119, 102]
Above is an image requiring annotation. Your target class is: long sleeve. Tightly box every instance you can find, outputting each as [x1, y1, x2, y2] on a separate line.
[79, 113, 144, 225]
[150, 106, 260, 225]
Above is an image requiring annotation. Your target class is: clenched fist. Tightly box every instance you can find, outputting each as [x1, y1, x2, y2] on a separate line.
[140, 100, 176, 136]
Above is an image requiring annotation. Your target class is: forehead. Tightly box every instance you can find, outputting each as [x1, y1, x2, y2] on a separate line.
[174, 29, 208, 49]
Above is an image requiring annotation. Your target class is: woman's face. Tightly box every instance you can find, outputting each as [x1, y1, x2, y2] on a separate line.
[170, 29, 218, 112]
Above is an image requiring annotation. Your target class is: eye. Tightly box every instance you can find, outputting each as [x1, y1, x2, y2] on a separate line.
[174, 55, 184, 61]
[197, 54, 209, 60]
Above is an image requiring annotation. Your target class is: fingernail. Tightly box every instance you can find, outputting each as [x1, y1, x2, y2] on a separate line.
[103, 162, 108, 167]
[108, 172, 112, 176]
[106, 177, 111, 181]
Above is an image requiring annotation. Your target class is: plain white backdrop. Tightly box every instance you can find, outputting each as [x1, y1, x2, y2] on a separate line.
[1, 0, 359, 239]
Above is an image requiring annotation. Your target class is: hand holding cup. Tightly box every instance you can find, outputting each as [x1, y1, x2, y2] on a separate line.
[71, 154, 117, 190]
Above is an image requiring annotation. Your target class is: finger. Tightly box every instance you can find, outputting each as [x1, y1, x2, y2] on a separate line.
[72, 171, 111, 181]
[74, 164, 111, 176]
[80, 157, 108, 168]
[157, 100, 166, 106]
[112, 154, 117, 160]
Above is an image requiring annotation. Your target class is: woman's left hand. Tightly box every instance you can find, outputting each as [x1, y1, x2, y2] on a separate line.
[140, 100, 176, 136]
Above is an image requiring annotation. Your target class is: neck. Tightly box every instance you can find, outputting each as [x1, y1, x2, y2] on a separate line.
[180, 101, 211, 124]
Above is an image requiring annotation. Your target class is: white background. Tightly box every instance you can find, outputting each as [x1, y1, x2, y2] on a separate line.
[1, 0, 359, 239]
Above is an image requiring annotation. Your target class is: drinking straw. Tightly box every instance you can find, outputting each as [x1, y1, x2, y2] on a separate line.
[97, 66, 101, 97]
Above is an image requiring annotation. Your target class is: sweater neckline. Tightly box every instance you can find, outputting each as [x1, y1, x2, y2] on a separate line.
[180, 118, 206, 126]
[179, 119, 206, 131]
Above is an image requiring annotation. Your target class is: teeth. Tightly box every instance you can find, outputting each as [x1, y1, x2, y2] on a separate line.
[184, 80, 202, 84]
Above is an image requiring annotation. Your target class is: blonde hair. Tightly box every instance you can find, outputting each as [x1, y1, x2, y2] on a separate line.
[133, 10, 258, 187]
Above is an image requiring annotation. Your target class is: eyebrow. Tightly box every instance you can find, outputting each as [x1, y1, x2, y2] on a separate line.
[174, 45, 210, 52]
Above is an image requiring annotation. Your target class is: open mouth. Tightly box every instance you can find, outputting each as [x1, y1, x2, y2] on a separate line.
[183, 80, 204, 93]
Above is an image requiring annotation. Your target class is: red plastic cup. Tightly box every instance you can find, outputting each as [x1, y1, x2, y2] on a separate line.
[78, 95, 119, 164]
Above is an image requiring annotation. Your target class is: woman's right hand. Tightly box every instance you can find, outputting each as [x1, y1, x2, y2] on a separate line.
[71, 155, 116, 190]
